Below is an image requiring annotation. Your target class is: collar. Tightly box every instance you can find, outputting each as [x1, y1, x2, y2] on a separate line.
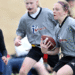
[28, 7, 42, 19]
[59, 16, 69, 28]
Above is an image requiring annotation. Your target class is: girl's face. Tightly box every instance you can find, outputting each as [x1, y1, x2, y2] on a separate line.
[25, 0, 38, 14]
[53, 3, 66, 20]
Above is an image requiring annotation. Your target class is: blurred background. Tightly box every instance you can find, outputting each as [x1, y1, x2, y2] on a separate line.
[0, 0, 75, 55]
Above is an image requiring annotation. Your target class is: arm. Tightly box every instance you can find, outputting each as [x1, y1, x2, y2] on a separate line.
[16, 16, 26, 38]
[40, 37, 60, 55]
[15, 16, 26, 46]
[46, 47, 60, 55]
[14, 36, 22, 46]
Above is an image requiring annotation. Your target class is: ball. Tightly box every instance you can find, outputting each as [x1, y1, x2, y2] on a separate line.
[41, 35, 56, 50]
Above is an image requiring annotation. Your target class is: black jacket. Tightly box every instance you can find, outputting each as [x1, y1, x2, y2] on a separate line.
[0, 29, 7, 57]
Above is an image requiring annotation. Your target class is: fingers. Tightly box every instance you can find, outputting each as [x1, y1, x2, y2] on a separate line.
[4, 59, 7, 64]
[46, 41, 51, 48]
[2, 56, 8, 65]
[16, 41, 21, 46]
[40, 38, 52, 48]
[44, 37, 48, 45]
[40, 38, 48, 45]
[15, 39, 21, 46]
[40, 38, 43, 44]
[3, 59, 8, 65]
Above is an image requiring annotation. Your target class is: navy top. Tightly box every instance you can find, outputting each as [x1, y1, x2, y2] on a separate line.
[0, 29, 7, 57]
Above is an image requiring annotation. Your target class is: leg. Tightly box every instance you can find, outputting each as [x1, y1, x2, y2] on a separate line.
[33, 62, 50, 75]
[57, 65, 73, 75]
[46, 64, 53, 73]
[47, 55, 59, 72]
[52, 71, 57, 75]
[19, 57, 37, 75]
[19, 47, 44, 75]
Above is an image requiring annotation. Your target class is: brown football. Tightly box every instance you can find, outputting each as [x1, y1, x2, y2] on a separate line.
[41, 35, 56, 50]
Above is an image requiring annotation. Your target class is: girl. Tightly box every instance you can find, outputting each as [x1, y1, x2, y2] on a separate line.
[41, 1, 75, 75]
[15, 0, 59, 75]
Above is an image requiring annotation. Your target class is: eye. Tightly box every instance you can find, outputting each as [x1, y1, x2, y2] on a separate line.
[56, 8, 59, 11]
[53, 8, 54, 10]
[26, 2, 29, 5]
[30, 2, 33, 4]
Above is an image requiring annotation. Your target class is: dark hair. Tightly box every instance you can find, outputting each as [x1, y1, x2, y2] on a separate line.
[58, 1, 72, 17]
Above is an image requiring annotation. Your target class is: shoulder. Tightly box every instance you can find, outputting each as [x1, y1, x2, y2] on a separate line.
[42, 8, 53, 14]
[67, 17, 75, 24]
[0, 29, 2, 32]
[20, 13, 28, 22]
[0, 29, 3, 38]
[66, 17, 75, 30]
[0, 29, 3, 34]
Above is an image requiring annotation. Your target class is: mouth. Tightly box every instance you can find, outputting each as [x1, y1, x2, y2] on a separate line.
[28, 8, 33, 11]
[54, 15, 56, 17]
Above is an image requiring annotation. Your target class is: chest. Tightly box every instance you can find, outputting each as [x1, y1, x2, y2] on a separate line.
[56, 25, 75, 46]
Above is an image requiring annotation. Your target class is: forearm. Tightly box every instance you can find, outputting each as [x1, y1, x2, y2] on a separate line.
[46, 48, 59, 55]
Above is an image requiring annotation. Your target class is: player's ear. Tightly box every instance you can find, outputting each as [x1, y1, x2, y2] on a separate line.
[36, 0, 39, 7]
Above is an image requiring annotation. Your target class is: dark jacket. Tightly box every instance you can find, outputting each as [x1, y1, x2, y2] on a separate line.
[0, 29, 7, 57]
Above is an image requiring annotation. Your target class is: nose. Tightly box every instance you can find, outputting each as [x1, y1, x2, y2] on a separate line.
[28, 3, 31, 7]
[53, 10, 56, 14]
[53, 11, 55, 14]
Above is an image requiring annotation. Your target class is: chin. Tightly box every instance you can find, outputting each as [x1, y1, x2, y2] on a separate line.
[28, 11, 33, 14]
[54, 17, 58, 20]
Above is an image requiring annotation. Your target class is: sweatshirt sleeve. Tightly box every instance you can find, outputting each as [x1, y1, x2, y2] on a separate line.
[16, 16, 26, 38]
[47, 8, 58, 25]
[0, 29, 7, 57]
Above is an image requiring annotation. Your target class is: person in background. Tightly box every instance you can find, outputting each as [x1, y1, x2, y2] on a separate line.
[66, 0, 75, 8]
[0, 29, 8, 75]
[66, 0, 75, 18]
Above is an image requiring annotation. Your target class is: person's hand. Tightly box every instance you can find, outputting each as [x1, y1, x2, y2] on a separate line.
[2, 56, 8, 65]
[14, 38, 21, 46]
[40, 38, 51, 54]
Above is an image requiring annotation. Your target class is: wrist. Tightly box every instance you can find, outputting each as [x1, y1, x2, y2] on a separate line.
[16, 36, 22, 40]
